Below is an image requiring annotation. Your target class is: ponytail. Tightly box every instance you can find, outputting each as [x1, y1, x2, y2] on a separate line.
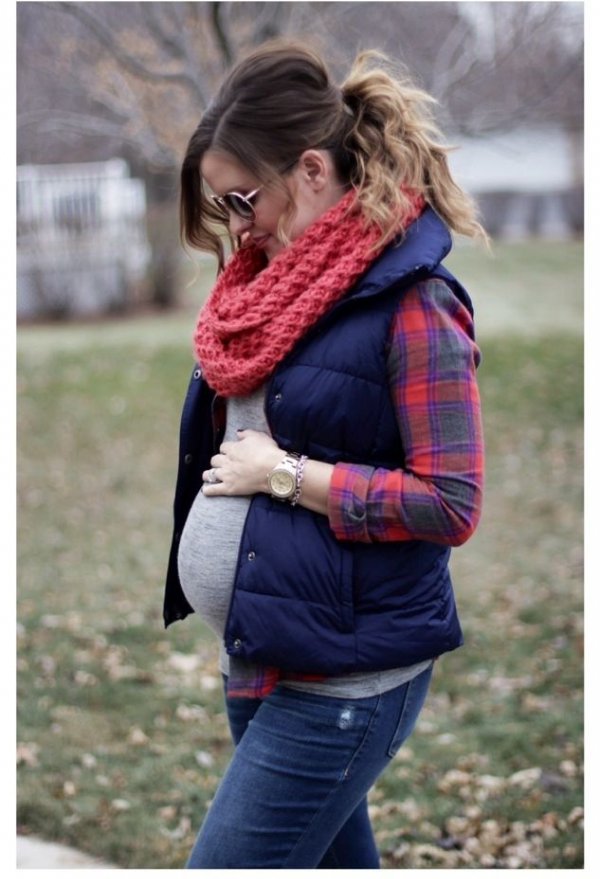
[340, 51, 488, 246]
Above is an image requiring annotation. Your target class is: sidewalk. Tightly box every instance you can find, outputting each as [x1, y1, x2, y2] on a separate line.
[17, 836, 118, 869]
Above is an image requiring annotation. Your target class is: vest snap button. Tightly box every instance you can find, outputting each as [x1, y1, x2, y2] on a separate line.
[248, 551, 256, 561]
[193, 368, 202, 379]
[274, 393, 282, 401]
[184, 453, 193, 464]
[233, 638, 242, 650]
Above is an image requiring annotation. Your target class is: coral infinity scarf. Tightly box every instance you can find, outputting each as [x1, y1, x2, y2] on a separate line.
[194, 190, 424, 397]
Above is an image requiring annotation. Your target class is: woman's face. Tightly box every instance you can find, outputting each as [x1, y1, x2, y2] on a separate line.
[200, 149, 344, 261]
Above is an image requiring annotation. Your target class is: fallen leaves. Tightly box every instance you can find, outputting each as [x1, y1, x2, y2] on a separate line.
[375, 751, 583, 869]
[159, 815, 192, 841]
[175, 703, 208, 723]
[127, 727, 150, 746]
[159, 649, 221, 692]
[380, 805, 584, 869]
[436, 765, 548, 801]
[17, 742, 40, 767]
[111, 799, 131, 812]
[508, 767, 543, 789]
[194, 750, 214, 769]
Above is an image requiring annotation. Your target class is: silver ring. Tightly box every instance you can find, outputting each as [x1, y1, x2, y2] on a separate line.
[205, 468, 220, 484]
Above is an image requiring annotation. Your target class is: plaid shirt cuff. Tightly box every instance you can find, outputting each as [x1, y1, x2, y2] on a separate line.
[328, 462, 376, 542]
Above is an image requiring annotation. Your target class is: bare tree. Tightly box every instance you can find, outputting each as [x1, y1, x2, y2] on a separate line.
[309, 1, 583, 136]
[17, 1, 583, 306]
[17, 2, 329, 306]
[18, 2, 300, 171]
[20, 2, 582, 168]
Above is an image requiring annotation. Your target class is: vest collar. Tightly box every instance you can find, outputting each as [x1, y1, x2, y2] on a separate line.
[345, 207, 452, 303]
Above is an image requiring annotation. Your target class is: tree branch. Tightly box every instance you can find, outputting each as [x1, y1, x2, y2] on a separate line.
[251, 1, 289, 44]
[145, 4, 188, 61]
[210, 2, 234, 68]
[18, 108, 176, 169]
[45, 1, 206, 99]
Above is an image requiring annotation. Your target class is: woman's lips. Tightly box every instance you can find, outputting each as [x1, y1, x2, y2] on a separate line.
[251, 234, 270, 248]
[239, 232, 271, 251]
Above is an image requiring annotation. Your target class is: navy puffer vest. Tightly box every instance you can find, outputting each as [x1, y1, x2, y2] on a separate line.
[163, 209, 473, 675]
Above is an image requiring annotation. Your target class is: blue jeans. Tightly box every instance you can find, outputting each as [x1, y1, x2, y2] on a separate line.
[185, 664, 433, 869]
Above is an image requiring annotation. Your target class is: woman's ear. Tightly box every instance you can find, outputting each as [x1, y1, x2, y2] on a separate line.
[296, 149, 331, 192]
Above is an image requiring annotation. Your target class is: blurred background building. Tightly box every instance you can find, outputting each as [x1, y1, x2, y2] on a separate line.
[16, 1, 584, 320]
[17, 159, 151, 319]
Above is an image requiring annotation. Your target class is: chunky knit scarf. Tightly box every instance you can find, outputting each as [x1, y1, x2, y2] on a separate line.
[194, 189, 424, 397]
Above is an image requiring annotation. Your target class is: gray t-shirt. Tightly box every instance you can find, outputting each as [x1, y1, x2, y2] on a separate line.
[177, 389, 266, 641]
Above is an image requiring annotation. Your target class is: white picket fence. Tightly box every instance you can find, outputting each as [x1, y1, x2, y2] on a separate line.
[17, 159, 152, 319]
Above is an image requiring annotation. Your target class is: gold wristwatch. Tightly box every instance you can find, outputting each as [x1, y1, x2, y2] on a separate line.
[267, 452, 300, 501]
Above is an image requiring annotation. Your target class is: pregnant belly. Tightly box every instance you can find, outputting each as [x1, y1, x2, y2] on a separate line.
[177, 490, 251, 636]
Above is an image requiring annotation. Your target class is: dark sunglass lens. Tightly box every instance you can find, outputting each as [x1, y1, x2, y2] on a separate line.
[226, 194, 254, 220]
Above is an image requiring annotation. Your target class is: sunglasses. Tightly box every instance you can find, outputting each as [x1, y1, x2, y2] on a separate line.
[209, 186, 262, 222]
[207, 161, 298, 223]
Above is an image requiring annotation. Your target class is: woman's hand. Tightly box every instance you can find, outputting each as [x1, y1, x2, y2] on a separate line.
[202, 429, 284, 497]
[202, 429, 334, 514]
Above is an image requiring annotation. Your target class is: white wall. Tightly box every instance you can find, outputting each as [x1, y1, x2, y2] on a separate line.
[448, 126, 580, 194]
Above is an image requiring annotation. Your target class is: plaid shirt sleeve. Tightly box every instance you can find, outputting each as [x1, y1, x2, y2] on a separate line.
[327, 278, 484, 546]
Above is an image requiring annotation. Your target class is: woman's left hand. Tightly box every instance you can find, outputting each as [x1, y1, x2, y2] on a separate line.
[202, 429, 284, 497]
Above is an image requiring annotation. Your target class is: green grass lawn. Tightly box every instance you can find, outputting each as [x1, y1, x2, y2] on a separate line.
[17, 241, 583, 868]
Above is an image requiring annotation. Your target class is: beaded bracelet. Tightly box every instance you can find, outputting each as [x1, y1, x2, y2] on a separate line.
[290, 455, 308, 506]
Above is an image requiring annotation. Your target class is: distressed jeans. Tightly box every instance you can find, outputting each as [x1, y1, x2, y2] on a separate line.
[185, 663, 433, 869]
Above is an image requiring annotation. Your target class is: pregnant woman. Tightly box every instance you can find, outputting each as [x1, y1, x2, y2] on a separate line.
[163, 39, 485, 869]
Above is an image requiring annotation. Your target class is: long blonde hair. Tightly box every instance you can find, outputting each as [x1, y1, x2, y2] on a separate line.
[181, 41, 487, 268]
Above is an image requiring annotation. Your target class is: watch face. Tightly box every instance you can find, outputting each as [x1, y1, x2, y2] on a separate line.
[269, 469, 295, 498]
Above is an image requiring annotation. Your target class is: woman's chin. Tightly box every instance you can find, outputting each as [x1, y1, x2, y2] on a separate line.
[264, 238, 285, 261]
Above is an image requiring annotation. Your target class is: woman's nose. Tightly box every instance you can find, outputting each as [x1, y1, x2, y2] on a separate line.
[228, 212, 253, 236]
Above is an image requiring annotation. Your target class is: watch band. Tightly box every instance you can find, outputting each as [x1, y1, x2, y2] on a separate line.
[290, 455, 308, 506]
